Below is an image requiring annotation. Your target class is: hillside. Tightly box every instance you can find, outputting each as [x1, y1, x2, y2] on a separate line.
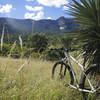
[0, 17, 78, 34]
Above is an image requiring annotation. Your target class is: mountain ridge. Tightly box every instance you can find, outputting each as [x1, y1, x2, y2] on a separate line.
[0, 16, 78, 34]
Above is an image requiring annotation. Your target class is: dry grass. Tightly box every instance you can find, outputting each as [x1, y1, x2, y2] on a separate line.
[0, 57, 82, 100]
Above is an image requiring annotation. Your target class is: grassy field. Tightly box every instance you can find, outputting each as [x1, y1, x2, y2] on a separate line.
[0, 57, 82, 100]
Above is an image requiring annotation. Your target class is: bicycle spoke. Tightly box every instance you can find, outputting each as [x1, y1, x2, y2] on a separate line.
[79, 65, 100, 100]
[85, 71, 100, 91]
[52, 61, 74, 85]
[54, 64, 65, 80]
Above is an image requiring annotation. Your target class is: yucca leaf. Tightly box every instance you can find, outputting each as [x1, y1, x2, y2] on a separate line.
[69, 0, 100, 66]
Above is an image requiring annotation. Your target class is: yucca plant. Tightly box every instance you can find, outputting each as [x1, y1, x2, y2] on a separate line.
[69, 0, 100, 66]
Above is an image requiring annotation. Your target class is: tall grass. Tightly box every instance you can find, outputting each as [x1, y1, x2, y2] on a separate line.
[19, 35, 23, 50]
[0, 25, 5, 51]
[0, 57, 82, 100]
[8, 41, 16, 59]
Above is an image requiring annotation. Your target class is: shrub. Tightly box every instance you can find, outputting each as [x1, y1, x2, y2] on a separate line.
[28, 34, 48, 53]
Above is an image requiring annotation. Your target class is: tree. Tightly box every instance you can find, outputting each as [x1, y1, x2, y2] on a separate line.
[69, 0, 100, 66]
[28, 34, 48, 53]
[61, 36, 72, 49]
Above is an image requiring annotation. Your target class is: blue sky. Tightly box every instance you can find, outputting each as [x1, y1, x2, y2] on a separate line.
[0, 0, 72, 20]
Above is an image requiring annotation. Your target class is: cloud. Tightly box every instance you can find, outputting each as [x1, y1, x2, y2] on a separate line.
[24, 4, 52, 20]
[47, 17, 52, 20]
[24, 11, 45, 20]
[24, 12, 35, 19]
[37, 0, 69, 8]
[0, 4, 13, 13]
[33, 11, 44, 20]
[24, 11, 51, 20]
[26, 0, 34, 2]
[25, 5, 44, 12]
[63, 5, 69, 10]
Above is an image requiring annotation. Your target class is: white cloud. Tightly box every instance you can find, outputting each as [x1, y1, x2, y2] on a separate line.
[37, 0, 69, 8]
[33, 11, 44, 20]
[47, 17, 52, 20]
[24, 12, 35, 19]
[24, 11, 45, 20]
[25, 5, 44, 12]
[0, 4, 13, 13]
[26, 0, 34, 2]
[24, 4, 52, 20]
[63, 5, 69, 10]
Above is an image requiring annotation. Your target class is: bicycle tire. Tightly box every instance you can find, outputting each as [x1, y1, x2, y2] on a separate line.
[79, 64, 100, 100]
[52, 61, 74, 85]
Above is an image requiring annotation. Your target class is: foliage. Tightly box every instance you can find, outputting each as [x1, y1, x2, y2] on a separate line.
[28, 34, 48, 53]
[44, 49, 65, 61]
[0, 43, 10, 56]
[61, 35, 73, 49]
[0, 31, 78, 60]
[69, 0, 100, 66]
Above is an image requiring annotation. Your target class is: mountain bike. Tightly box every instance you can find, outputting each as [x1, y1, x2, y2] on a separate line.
[51, 47, 100, 100]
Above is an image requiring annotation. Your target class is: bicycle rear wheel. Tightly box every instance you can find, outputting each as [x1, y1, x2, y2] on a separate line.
[79, 64, 100, 100]
[52, 61, 74, 85]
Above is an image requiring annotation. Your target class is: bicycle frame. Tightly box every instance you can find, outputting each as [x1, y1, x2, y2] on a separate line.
[62, 51, 97, 93]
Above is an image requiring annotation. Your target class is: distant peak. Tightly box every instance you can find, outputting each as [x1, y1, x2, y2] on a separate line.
[57, 16, 66, 20]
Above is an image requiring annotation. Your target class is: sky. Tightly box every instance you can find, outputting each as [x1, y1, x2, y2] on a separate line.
[0, 0, 72, 20]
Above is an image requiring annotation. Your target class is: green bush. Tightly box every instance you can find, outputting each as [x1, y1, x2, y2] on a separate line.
[28, 34, 48, 53]
[44, 49, 65, 61]
[0, 43, 10, 56]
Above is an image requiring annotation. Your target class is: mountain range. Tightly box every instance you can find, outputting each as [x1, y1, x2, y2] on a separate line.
[0, 16, 78, 34]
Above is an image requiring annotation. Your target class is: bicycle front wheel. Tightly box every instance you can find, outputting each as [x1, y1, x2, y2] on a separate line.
[79, 64, 100, 100]
[52, 61, 74, 85]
